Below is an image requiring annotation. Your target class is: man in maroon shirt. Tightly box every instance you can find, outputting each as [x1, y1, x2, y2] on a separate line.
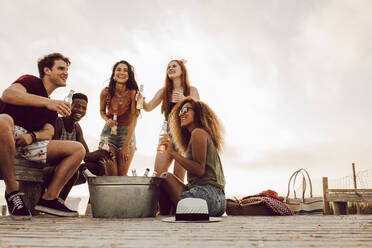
[0, 53, 85, 220]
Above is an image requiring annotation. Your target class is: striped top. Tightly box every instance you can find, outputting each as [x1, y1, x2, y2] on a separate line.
[60, 120, 77, 141]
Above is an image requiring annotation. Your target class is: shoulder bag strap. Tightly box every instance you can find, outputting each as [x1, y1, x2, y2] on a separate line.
[298, 168, 313, 198]
[286, 169, 301, 201]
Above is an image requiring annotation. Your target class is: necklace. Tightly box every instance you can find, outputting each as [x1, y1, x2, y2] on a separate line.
[113, 91, 128, 106]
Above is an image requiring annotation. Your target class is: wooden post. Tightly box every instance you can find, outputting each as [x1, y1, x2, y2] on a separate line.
[352, 163, 361, 214]
[322, 177, 331, 215]
[352, 163, 357, 191]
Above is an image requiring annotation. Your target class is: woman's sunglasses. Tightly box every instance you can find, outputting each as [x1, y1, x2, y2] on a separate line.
[179, 106, 193, 116]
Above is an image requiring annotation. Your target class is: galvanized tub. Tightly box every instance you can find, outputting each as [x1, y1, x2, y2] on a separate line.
[88, 176, 163, 218]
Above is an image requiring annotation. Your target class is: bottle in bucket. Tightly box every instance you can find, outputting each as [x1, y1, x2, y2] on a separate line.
[157, 120, 168, 153]
[143, 168, 150, 177]
[102, 136, 110, 151]
[152, 171, 157, 177]
[111, 113, 117, 135]
[136, 84, 144, 109]
[99, 136, 110, 175]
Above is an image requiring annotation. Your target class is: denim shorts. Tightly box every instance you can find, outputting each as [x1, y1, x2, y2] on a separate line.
[14, 125, 49, 164]
[100, 124, 136, 150]
[181, 184, 226, 217]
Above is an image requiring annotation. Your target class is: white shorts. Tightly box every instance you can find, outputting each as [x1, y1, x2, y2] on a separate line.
[15, 125, 49, 164]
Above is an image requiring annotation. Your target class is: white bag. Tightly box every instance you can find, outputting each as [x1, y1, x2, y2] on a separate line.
[284, 168, 323, 215]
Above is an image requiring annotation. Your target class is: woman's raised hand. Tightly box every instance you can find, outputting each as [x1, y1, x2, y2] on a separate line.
[172, 91, 185, 102]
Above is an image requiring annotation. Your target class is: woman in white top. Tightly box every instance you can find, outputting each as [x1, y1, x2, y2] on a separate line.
[142, 60, 199, 181]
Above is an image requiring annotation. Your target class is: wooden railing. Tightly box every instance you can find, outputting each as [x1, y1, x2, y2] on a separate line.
[322, 163, 372, 215]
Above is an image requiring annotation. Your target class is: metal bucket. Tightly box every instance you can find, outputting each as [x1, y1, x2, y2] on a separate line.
[88, 176, 163, 218]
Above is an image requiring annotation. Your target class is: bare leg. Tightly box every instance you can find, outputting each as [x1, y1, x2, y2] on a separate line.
[160, 172, 186, 206]
[154, 151, 174, 176]
[0, 114, 18, 194]
[158, 185, 172, 215]
[58, 171, 79, 201]
[117, 146, 135, 176]
[43, 140, 85, 199]
[173, 161, 186, 183]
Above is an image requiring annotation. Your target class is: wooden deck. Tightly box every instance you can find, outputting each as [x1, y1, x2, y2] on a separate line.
[0, 214, 371, 247]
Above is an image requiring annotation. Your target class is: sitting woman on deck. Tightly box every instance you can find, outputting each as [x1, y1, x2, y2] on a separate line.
[99, 60, 139, 176]
[158, 97, 226, 216]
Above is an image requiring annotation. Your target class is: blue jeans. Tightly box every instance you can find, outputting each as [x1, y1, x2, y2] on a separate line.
[181, 184, 226, 217]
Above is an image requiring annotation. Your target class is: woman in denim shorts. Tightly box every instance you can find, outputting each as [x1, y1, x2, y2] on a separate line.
[158, 97, 226, 217]
[99, 60, 139, 176]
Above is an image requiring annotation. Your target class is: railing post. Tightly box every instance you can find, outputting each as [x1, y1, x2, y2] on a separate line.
[322, 177, 331, 215]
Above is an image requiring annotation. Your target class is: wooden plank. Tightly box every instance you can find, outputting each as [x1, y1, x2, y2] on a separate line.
[0, 215, 371, 247]
[327, 189, 372, 193]
[0, 158, 52, 211]
[14, 158, 45, 169]
[0, 166, 44, 182]
[0, 158, 46, 182]
[14, 166, 44, 182]
[326, 194, 372, 202]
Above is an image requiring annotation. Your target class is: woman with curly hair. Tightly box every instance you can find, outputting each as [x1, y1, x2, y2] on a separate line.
[99, 60, 139, 176]
[158, 97, 226, 217]
[141, 60, 199, 181]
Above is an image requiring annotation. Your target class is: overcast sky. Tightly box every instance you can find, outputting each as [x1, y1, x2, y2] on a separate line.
[1, 0, 371, 196]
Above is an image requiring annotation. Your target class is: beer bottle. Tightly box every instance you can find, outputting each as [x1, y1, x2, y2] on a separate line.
[136, 84, 144, 109]
[157, 120, 168, 153]
[64, 89, 75, 104]
[102, 136, 110, 151]
[143, 168, 150, 177]
[111, 114, 117, 135]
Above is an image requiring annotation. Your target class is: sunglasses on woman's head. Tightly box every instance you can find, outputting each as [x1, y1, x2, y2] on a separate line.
[179, 106, 193, 116]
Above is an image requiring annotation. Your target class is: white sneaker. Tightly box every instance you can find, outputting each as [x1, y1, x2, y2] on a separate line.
[82, 168, 96, 179]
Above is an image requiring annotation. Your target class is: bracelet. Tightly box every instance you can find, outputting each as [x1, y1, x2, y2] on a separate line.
[29, 132, 37, 144]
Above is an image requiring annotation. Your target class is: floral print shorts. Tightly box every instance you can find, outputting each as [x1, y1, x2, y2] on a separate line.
[15, 125, 49, 164]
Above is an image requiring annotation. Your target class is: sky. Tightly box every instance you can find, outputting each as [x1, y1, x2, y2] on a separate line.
[1, 0, 372, 197]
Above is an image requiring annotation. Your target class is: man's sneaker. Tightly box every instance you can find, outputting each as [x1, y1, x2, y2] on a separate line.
[82, 168, 96, 179]
[5, 191, 32, 220]
[34, 197, 79, 217]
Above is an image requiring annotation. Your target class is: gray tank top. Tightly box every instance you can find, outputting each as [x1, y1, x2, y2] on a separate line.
[186, 140, 225, 191]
